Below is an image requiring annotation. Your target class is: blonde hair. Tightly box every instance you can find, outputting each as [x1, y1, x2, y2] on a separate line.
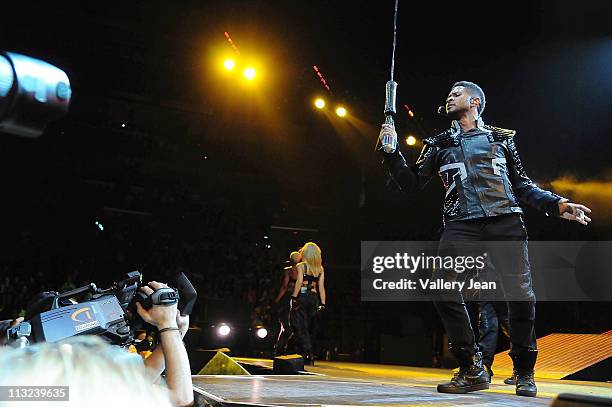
[0, 335, 172, 407]
[299, 242, 323, 277]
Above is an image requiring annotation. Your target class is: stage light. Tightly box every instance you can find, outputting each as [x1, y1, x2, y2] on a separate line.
[314, 98, 325, 109]
[336, 106, 347, 117]
[243, 67, 256, 80]
[95, 221, 104, 231]
[0, 52, 71, 138]
[404, 105, 415, 118]
[255, 327, 268, 339]
[223, 59, 236, 71]
[406, 135, 417, 146]
[217, 324, 231, 337]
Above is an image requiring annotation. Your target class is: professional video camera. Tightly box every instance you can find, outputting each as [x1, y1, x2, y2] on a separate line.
[4, 271, 197, 349]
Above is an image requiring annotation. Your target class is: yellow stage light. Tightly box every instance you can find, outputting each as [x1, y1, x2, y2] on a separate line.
[314, 98, 325, 109]
[243, 67, 256, 80]
[223, 59, 236, 70]
[406, 135, 417, 146]
[336, 106, 347, 117]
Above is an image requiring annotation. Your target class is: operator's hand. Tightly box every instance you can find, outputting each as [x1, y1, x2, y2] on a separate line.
[558, 199, 592, 226]
[135, 281, 178, 329]
[379, 123, 397, 152]
[176, 310, 189, 339]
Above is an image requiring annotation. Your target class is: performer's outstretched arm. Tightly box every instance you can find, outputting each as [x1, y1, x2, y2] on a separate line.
[379, 124, 437, 193]
[505, 136, 563, 215]
[506, 136, 591, 224]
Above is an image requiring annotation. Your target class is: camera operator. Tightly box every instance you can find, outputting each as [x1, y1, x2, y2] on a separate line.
[136, 281, 193, 406]
[0, 281, 194, 407]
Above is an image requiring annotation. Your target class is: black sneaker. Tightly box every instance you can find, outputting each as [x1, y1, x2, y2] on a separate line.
[504, 371, 516, 385]
[515, 370, 537, 397]
[437, 365, 490, 394]
[510, 349, 538, 397]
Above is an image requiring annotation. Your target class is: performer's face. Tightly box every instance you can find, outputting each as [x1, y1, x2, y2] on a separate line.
[290, 253, 301, 264]
[445, 86, 471, 117]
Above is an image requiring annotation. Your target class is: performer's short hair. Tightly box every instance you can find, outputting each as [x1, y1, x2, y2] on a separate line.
[452, 81, 486, 115]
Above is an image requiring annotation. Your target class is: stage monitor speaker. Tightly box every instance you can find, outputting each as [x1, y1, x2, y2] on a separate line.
[273, 354, 304, 374]
[550, 393, 612, 407]
[190, 349, 247, 375]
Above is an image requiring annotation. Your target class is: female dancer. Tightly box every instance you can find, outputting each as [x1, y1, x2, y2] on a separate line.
[290, 242, 326, 365]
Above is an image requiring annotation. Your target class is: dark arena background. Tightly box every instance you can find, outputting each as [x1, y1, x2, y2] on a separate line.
[0, 1, 611, 406]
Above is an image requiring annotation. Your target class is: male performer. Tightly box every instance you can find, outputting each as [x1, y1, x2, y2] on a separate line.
[378, 81, 591, 397]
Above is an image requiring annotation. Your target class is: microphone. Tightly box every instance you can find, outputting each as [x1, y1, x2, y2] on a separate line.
[381, 80, 398, 153]
[437, 106, 447, 116]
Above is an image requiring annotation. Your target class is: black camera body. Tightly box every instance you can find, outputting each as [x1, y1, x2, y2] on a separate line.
[5, 271, 197, 348]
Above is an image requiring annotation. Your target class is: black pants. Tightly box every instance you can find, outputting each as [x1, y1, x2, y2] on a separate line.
[478, 301, 511, 368]
[433, 214, 537, 362]
[274, 293, 293, 356]
[290, 291, 319, 356]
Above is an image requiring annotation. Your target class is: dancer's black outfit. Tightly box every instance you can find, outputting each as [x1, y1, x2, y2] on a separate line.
[274, 265, 298, 356]
[382, 121, 565, 396]
[478, 301, 512, 382]
[290, 266, 322, 364]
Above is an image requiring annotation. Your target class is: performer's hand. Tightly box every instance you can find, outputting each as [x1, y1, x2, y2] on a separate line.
[379, 123, 397, 153]
[558, 199, 592, 225]
[317, 304, 326, 313]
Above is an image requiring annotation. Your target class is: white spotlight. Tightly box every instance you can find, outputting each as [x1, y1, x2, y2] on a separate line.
[217, 324, 231, 337]
[256, 327, 268, 339]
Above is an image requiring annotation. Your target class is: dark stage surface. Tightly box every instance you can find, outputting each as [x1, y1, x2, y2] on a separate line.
[192, 359, 612, 406]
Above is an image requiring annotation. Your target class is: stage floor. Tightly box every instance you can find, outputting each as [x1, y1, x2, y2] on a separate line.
[192, 358, 612, 406]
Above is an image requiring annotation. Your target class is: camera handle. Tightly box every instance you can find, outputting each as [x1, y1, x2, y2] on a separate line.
[7, 321, 31, 348]
[50, 283, 98, 310]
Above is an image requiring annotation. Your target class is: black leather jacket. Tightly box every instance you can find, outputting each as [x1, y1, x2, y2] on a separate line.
[383, 121, 565, 224]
